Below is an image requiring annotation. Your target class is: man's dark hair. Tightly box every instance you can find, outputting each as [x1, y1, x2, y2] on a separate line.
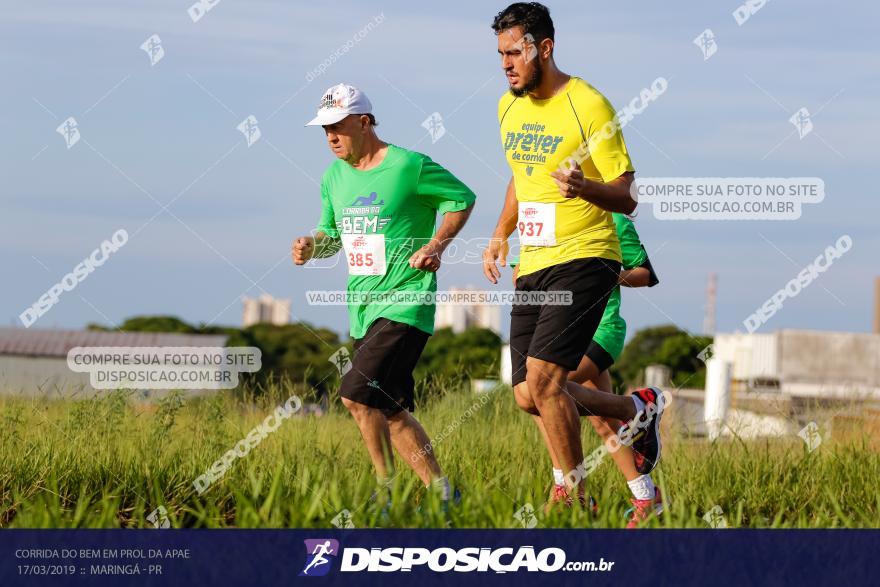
[365, 113, 378, 126]
[491, 2, 554, 44]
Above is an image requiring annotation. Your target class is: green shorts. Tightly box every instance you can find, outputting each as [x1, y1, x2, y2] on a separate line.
[591, 316, 626, 364]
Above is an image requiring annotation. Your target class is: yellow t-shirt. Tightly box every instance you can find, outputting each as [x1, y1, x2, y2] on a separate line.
[498, 76, 633, 277]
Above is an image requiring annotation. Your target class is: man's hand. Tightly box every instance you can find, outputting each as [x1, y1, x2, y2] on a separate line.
[409, 241, 442, 272]
[292, 236, 315, 265]
[482, 238, 509, 284]
[552, 165, 637, 213]
[550, 163, 588, 199]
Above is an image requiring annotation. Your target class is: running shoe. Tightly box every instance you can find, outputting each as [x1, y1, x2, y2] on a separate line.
[545, 484, 598, 516]
[624, 487, 664, 528]
[619, 387, 665, 474]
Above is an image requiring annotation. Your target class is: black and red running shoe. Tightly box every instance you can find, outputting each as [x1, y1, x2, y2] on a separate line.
[618, 387, 666, 474]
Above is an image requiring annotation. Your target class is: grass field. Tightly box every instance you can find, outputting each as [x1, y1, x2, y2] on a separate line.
[2, 383, 879, 529]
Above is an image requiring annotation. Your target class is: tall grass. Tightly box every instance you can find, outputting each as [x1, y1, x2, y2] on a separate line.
[1, 383, 878, 528]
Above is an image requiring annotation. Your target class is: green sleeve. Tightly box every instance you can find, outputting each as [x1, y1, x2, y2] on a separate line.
[612, 213, 647, 270]
[508, 254, 520, 269]
[416, 156, 476, 214]
[315, 180, 339, 239]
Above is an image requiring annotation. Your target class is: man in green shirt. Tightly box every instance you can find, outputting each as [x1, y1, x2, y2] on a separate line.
[292, 84, 475, 507]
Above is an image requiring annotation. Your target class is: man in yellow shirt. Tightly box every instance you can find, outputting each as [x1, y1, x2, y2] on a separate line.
[482, 2, 666, 508]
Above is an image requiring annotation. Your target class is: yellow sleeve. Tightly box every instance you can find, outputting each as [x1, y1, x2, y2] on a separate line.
[576, 83, 635, 183]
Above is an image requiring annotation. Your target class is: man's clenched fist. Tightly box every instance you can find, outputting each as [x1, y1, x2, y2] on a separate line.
[292, 236, 315, 265]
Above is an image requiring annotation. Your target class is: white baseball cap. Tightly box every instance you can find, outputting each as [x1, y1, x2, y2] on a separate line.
[305, 83, 373, 126]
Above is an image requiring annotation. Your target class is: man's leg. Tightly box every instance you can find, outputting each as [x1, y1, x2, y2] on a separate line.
[341, 397, 394, 481]
[520, 366, 650, 488]
[523, 357, 584, 497]
[387, 410, 444, 485]
[567, 353, 601, 387]
[580, 370, 640, 482]
[537, 352, 645, 484]
[511, 258, 621, 496]
[338, 318, 422, 484]
[532, 414, 562, 472]
[532, 355, 600, 501]
[568, 354, 641, 481]
[563, 379, 638, 421]
[574, 366, 662, 521]
[564, 377, 666, 477]
[531, 415, 572, 510]
[341, 318, 453, 500]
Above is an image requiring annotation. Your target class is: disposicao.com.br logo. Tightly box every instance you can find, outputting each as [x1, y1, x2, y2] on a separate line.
[300, 540, 614, 575]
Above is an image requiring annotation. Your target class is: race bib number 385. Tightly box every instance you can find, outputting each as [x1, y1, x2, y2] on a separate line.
[517, 202, 557, 246]
[342, 234, 386, 276]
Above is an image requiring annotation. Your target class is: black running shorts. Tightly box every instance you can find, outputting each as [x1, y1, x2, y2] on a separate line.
[585, 339, 615, 373]
[510, 257, 620, 387]
[339, 318, 430, 416]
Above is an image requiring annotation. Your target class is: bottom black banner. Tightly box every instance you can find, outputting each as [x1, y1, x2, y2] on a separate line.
[2, 529, 872, 586]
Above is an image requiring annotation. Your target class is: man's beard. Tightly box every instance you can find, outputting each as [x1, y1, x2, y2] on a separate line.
[510, 60, 543, 97]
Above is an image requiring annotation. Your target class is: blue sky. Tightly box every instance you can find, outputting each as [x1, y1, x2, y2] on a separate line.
[2, 0, 878, 340]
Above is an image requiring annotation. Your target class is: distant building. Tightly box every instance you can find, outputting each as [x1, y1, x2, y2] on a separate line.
[711, 329, 880, 399]
[242, 294, 290, 327]
[0, 328, 228, 398]
[435, 287, 501, 334]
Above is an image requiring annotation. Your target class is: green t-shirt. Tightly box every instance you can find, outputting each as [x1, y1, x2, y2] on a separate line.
[509, 213, 650, 360]
[315, 144, 476, 339]
[593, 213, 649, 360]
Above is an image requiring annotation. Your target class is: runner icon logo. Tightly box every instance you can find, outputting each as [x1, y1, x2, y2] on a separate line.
[352, 192, 384, 206]
[300, 539, 340, 577]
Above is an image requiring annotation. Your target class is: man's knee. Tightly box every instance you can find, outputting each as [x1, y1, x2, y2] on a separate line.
[342, 396, 374, 417]
[386, 409, 410, 433]
[568, 356, 599, 386]
[525, 359, 565, 401]
[513, 383, 539, 415]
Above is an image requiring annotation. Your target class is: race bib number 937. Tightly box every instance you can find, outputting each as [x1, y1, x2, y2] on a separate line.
[517, 202, 557, 246]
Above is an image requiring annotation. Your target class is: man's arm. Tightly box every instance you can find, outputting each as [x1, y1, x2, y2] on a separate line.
[482, 176, 517, 284]
[619, 266, 651, 287]
[493, 176, 519, 241]
[313, 231, 342, 258]
[409, 204, 474, 272]
[551, 167, 637, 214]
[291, 231, 341, 265]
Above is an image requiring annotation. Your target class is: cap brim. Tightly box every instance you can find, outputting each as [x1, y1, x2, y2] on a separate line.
[304, 109, 350, 127]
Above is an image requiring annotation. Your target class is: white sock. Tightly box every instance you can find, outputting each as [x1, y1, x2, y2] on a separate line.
[632, 394, 646, 416]
[627, 475, 655, 501]
[430, 476, 451, 500]
[552, 468, 565, 486]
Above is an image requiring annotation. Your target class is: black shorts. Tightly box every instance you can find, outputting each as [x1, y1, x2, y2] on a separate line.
[339, 318, 430, 416]
[510, 257, 620, 387]
[585, 340, 615, 373]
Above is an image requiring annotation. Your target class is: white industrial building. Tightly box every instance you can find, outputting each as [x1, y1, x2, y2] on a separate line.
[0, 328, 228, 398]
[711, 330, 880, 399]
[702, 329, 880, 440]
